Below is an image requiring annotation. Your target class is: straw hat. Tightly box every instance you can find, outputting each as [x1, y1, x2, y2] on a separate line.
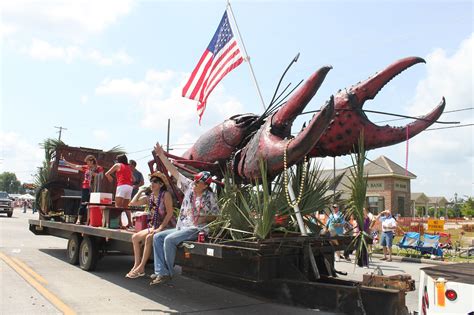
[149, 171, 170, 189]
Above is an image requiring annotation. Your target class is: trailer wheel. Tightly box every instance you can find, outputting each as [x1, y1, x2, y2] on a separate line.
[67, 233, 81, 265]
[79, 236, 99, 271]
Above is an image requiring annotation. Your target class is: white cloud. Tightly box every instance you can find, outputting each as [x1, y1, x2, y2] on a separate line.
[81, 95, 89, 104]
[95, 69, 245, 148]
[93, 130, 110, 142]
[0, 131, 44, 183]
[402, 33, 473, 196]
[25, 39, 133, 65]
[1, 0, 135, 38]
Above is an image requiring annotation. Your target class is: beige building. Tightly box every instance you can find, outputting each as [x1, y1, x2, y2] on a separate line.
[324, 155, 416, 216]
[411, 193, 448, 216]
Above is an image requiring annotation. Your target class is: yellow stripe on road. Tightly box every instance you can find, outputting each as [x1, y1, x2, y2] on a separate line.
[10, 256, 48, 285]
[0, 252, 76, 315]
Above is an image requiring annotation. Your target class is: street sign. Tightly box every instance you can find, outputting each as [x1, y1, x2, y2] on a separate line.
[427, 219, 444, 232]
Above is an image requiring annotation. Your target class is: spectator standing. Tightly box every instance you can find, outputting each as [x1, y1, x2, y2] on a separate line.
[376, 209, 397, 261]
[130, 160, 144, 198]
[326, 204, 346, 261]
[150, 142, 220, 285]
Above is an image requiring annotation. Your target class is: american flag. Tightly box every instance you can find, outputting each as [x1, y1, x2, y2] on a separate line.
[182, 10, 244, 122]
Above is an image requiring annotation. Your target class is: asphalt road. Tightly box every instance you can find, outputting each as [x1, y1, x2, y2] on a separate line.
[1, 209, 431, 314]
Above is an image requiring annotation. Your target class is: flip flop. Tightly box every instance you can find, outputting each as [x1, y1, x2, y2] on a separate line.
[150, 275, 171, 286]
[126, 271, 145, 279]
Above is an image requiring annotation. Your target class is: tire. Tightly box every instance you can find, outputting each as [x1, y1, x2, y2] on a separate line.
[67, 234, 81, 265]
[7, 211, 12, 218]
[79, 236, 99, 271]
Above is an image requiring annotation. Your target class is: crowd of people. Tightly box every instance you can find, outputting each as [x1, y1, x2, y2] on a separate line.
[324, 203, 399, 266]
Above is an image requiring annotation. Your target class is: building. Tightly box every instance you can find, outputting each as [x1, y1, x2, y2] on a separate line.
[411, 193, 449, 216]
[323, 155, 416, 216]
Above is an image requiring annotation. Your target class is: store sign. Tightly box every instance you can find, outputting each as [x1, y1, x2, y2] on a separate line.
[427, 219, 444, 232]
[367, 180, 384, 191]
[394, 180, 408, 192]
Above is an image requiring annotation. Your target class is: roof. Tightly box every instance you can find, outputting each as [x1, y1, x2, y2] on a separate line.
[428, 196, 448, 204]
[411, 192, 430, 203]
[364, 156, 416, 179]
[421, 263, 474, 285]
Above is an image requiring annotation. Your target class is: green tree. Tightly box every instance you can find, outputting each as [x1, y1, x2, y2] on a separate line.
[0, 172, 22, 193]
[461, 197, 474, 218]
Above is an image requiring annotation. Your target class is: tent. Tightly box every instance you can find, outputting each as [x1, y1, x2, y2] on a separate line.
[20, 194, 35, 200]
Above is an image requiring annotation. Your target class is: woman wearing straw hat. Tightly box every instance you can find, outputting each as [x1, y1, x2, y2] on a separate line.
[125, 171, 176, 279]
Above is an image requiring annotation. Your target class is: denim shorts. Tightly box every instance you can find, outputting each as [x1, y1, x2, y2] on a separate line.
[381, 231, 394, 247]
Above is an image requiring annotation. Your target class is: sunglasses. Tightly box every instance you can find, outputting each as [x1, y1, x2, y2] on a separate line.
[150, 179, 162, 184]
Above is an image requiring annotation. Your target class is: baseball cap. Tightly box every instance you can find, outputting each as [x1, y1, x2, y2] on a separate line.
[194, 171, 213, 185]
[332, 204, 338, 208]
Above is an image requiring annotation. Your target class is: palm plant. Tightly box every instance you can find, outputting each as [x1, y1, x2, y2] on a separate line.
[34, 138, 64, 210]
[344, 132, 369, 266]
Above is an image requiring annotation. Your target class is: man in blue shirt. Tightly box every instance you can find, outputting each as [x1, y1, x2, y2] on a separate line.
[326, 204, 346, 261]
[130, 160, 144, 198]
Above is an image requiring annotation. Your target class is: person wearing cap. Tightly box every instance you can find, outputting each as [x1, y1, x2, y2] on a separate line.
[376, 209, 397, 261]
[150, 142, 220, 285]
[325, 204, 346, 261]
[125, 171, 176, 279]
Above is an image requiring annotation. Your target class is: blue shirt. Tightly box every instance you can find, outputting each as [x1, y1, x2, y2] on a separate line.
[326, 212, 345, 236]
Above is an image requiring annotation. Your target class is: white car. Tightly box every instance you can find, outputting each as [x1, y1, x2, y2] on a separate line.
[416, 263, 473, 315]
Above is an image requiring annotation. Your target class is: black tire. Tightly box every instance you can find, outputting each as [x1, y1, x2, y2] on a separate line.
[7, 211, 12, 218]
[67, 234, 81, 265]
[79, 236, 99, 271]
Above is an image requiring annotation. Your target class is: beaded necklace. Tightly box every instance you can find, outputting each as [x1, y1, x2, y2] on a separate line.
[190, 188, 206, 226]
[149, 190, 165, 229]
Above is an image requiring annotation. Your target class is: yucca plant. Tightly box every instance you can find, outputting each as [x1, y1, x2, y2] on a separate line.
[272, 159, 341, 235]
[344, 132, 369, 266]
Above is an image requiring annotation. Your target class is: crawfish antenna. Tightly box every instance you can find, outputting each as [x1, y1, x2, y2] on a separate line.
[266, 52, 301, 113]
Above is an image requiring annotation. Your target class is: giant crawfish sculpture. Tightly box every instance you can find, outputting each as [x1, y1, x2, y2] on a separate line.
[165, 57, 445, 182]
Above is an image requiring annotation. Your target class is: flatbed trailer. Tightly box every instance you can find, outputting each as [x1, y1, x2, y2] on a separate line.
[29, 218, 411, 315]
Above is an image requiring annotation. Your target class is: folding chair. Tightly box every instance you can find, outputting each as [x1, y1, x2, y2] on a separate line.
[397, 232, 420, 255]
[438, 232, 452, 255]
[417, 233, 443, 257]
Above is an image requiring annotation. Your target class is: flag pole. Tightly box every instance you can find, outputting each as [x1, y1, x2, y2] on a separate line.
[226, 0, 266, 111]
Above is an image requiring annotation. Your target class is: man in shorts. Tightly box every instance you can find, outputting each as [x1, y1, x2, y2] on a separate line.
[376, 209, 397, 261]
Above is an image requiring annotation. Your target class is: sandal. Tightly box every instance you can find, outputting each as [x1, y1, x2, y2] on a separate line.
[380, 257, 387, 261]
[126, 270, 145, 279]
[150, 275, 171, 285]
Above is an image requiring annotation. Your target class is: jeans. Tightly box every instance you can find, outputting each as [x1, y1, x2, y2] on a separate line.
[78, 188, 90, 217]
[153, 228, 199, 276]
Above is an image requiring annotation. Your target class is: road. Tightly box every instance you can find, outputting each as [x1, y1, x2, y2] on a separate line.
[1, 209, 431, 314]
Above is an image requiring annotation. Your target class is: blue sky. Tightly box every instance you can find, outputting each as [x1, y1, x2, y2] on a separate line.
[1, 0, 472, 200]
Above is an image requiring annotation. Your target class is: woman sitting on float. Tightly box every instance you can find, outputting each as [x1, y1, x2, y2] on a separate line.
[125, 171, 176, 279]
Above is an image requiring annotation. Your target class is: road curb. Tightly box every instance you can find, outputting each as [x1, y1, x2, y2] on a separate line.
[371, 253, 452, 265]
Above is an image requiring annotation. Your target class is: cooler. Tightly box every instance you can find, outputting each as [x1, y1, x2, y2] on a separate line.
[134, 214, 149, 231]
[90, 192, 113, 204]
[89, 206, 103, 227]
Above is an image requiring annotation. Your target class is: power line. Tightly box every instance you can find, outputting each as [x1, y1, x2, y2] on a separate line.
[374, 107, 473, 124]
[425, 123, 473, 131]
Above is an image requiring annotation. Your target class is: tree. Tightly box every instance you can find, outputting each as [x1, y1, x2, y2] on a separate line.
[461, 197, 474, 218]
[0, 172, 22, 193]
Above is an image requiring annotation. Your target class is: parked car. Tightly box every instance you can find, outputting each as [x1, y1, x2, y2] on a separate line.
[0, 191, 13, 217]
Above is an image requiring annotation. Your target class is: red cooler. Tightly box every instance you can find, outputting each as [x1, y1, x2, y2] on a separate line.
[134, 214, 149, 231]
[89, 206, 103, 227]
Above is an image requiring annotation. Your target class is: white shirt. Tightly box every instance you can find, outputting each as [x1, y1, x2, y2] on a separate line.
[381, 216, 397, 232]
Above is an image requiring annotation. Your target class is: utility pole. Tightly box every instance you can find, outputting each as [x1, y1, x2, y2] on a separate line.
[54, 126, 67, 141]
[166, 119, 170, 153]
